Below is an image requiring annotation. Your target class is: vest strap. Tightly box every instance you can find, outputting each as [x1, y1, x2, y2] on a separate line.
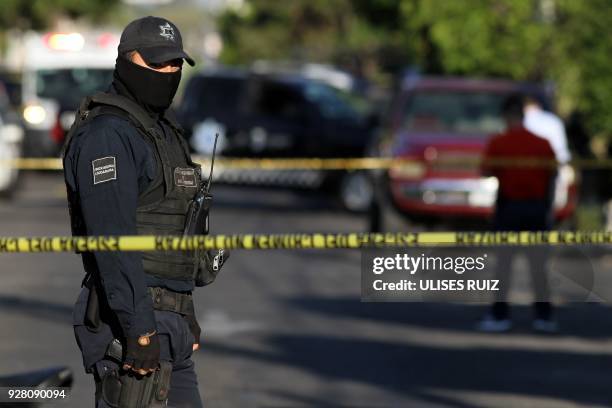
[89, 92, 157, 132]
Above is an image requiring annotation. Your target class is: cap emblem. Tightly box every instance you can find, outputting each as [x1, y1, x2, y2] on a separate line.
[159, 22, 175, 41]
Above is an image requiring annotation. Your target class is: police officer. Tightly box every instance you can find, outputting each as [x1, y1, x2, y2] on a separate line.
[63, 17, 227, 407]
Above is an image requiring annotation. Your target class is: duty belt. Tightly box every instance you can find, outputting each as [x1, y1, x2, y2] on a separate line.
[148, 287, 194, 316]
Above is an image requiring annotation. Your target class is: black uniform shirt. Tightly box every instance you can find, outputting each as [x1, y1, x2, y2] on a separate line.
[64, 86, 194, 338]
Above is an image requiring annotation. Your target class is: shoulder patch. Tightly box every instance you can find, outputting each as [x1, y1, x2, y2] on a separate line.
[174, 167, 197, 188]
[92, 156, 117, 185]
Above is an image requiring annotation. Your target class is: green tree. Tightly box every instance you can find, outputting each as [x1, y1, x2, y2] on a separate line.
[0, 0, 120, 30]
[552, 0, 612, 134]
[399, 0, 553, 78]
[219, 0, 612, 137]
[218, 0, 405, 82]
[398, 0, 612, 136]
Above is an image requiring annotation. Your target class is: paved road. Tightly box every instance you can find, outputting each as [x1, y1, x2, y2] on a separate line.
[1, 173, 611, 408]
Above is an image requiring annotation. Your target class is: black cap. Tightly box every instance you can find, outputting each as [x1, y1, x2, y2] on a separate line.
[118, 16, 195, 66]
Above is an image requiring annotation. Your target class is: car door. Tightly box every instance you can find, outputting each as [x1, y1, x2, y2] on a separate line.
[177, 74, 247, 155]
[242, 78, 314, 157]
[301, 82, 371, 157]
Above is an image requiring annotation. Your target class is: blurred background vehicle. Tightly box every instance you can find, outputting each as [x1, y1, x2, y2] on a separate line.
[0, 70, 23, 109]
[0, 79, 24, 198]
[3, 30, 119, 157]
[176, 66, 380, 211]
[379, 75, 578, 226]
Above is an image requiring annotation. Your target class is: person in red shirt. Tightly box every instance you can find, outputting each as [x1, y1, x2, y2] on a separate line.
[477, 94, 558, 333]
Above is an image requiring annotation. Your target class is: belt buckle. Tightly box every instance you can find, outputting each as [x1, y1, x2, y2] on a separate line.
[152, 287, 163, 306]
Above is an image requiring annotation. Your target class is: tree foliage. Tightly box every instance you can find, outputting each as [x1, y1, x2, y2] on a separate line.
[219, 0, 612, 137]
[0, 0, 120, 30]
[218, 0, 406, 81]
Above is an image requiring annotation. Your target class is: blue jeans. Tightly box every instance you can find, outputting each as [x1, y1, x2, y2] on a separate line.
[73, 287, 203, 407]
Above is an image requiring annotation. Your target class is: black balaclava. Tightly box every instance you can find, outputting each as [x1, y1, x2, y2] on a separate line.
[114, 55, 181, 113]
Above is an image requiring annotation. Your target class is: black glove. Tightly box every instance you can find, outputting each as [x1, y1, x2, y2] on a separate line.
[123, 331, 160, 374]
[185, 314, 201, 349]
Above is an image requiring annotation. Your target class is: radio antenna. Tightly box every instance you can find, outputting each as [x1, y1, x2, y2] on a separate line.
[205, 133, 218, 194]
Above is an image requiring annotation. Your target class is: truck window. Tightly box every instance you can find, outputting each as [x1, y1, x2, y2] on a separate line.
[303, 82, 361, 121]
[403, 91, 506, 135]
[250, 81, 308, 121]
[36, 68, 113, 110]
[186, 76, 244, 116]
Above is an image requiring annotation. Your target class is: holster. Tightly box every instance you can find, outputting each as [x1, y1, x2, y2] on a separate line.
[99, 339, 173, 408]
[84, 275, 101, 331]
[119, 361, 172, 408]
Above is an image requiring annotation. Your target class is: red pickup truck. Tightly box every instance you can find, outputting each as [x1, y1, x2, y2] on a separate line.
[382, 76, 577, 223]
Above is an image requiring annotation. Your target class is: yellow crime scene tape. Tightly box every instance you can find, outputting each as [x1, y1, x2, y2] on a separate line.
[0, 157, 423, 170]
[0, 157, 607, 253]
[2, 156, 612, 170]
[0, 231, 611, 253]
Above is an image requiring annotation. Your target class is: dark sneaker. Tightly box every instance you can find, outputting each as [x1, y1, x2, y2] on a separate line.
[476, 315, 512, 332]
[532, 318, 559, 333]
[532, 302, 557, 333]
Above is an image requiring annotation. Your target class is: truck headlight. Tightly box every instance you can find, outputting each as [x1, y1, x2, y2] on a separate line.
[23, 105, 47, 125]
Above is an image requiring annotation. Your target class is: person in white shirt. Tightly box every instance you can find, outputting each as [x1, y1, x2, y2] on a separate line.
[523, 96, 571, 164]
[523, 96, 572, 218]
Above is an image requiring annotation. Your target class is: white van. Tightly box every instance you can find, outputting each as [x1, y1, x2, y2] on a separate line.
[5, 31, 119, 156]
[0, 81, 24, 198]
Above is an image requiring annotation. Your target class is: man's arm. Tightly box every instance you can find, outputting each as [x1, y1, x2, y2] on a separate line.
[74, 117, 156, 338]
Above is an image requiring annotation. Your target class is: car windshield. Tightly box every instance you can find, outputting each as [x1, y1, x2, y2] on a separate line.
[403, 91, 507, 135]
[190, 76, 243, 114]
[36, 68, 113, 110]
[303, 82, 362, 121]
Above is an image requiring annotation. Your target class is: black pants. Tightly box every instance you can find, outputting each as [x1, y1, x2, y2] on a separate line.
[73, 286, 203, 407]
[492, 199, 553, 319]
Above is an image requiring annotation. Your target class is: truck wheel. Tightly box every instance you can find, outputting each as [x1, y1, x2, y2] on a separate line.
[0, 170, 20, 200]
[339, 171, 374, 213]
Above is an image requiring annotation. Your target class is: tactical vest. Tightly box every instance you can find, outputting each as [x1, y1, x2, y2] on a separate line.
[63, 92, 202, 282]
